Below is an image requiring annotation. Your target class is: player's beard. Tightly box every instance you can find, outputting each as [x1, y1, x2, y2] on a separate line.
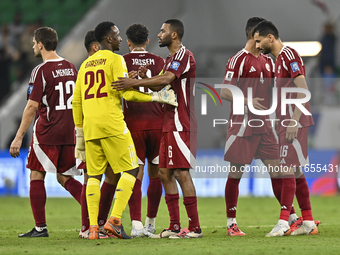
[159, 34, 171, 48]
[259, 43, 271, 55]
[34, 50, 41, 58]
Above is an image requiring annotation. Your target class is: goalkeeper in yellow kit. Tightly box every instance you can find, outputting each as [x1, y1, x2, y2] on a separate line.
[72, 21, 177, 240]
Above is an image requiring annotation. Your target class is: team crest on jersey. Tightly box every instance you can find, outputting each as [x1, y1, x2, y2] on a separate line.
[170, 61, 180, 70]
[27, 85, 33, 95]
[265, 63, 271, 72]
[225, 71, 234, 81]
[290, 62, 300, 72]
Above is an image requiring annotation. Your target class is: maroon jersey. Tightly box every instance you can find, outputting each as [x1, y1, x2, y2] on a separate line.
[275, 46, 314, 134]
[222, 49, 274, 136]
[163, 46, 197, 132]
[123, 51, 165, 131]
[27, 58, 77, 145]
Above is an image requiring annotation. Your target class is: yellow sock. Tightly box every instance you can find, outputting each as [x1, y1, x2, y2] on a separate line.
[111, 172, 136, 219]
[86, 178, 101, 226]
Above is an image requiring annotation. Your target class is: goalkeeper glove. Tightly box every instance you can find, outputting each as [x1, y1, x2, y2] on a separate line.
[150, 85, 178, 107]
[75, 127, 86, 162]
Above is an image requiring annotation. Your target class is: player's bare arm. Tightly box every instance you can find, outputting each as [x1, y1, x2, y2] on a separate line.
[220, 87, 267, 110]
[111, 71, 175, 91]
[10, 100, 39, 158]
[285, 74, 309, 142]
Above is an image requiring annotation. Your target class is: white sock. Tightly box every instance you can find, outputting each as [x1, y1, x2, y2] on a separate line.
[35, 225, 46, 232]
[227, 217, 237, 228]
[278, 219, 289, 227]
[132, 220, 144, 230]
[145, 217, 155, 227]
[303, 220, 316, 228]
[288, 213, 299, 225]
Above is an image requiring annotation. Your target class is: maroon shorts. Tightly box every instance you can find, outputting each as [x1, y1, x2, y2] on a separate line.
[26, 142, 81, 175]
[278, 127, 309, 167]
[224, 131, 279, 165]
[77, 161, 86, 170]
[159, 131, 197, 169]
[131, 129, 162, 165]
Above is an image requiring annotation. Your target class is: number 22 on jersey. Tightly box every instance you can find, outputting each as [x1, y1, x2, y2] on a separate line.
[84, 70, 108, 100]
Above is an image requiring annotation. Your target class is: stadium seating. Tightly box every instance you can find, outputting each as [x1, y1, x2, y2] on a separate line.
[0, 0, 97, 38]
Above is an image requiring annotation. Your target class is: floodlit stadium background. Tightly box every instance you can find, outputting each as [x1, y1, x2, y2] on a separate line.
[1, 0, 340, 197]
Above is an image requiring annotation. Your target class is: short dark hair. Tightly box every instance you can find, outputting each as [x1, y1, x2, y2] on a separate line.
[94, 21, 115, 42]
[164, 19, 184, 40]
[245, 17, 266, 39]
[84, 30, 97, 53]
[33, 27, 58, 51]
[252, 20, 280, 39]
[126, 23, 149, 45]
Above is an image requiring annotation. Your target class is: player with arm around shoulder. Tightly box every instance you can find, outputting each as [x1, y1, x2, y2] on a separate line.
[112, 19, 202, 239]
[72, 21, 177, 240]
[123, 23, 165, 237]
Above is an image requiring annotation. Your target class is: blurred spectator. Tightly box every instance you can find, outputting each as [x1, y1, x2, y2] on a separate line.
[319, 22, 337, 76]
[7, 11, 25, 50]
[0, 25, 20, 103]
[17, 20, 43, 81]
[319, 22, 338, 105]
[321, 64, 338, 105]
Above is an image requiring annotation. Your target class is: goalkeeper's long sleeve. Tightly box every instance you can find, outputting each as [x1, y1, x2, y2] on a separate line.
[121, 89, 152, 102]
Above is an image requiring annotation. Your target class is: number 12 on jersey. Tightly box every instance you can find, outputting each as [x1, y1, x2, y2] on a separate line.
[55, 80, 75, 110]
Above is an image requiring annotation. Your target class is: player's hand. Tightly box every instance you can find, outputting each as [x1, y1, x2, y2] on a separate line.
[138, 63, 149, 79]
[111, 77, 135, 91]
[285, 121, 298, 143]
[75, 127, 86, 162]
[9, 138, 22, 158]
[128, 70, 138, 79]
[251, 98, 267, 110]
[150, 85, 178, 107]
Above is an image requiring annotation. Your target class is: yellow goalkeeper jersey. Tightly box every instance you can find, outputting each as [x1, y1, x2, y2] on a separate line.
[73, 49, 151, 141]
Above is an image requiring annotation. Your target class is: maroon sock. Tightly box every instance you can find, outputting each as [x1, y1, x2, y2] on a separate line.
[147, 178, 162, 218]
[225, 178, 240, 218]
[296, 174, 313, 221]
[30, 180, 46, 227]
[271, 178, 282, 204]
[165, 193, 180, 231]
[183, 196, 201, 232]
[128, 179, 142, 222]
[98, 182, 116, 226]
[81, 184, 89, 232]
[271, 178, 297, 215]
[64, 178, 82, 204]
[279, 175, 296, 221]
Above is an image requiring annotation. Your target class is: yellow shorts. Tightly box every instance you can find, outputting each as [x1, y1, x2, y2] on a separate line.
[85, 132, 138, 176]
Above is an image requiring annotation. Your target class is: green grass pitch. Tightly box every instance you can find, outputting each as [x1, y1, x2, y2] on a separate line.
[0, 196, 339, 255]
